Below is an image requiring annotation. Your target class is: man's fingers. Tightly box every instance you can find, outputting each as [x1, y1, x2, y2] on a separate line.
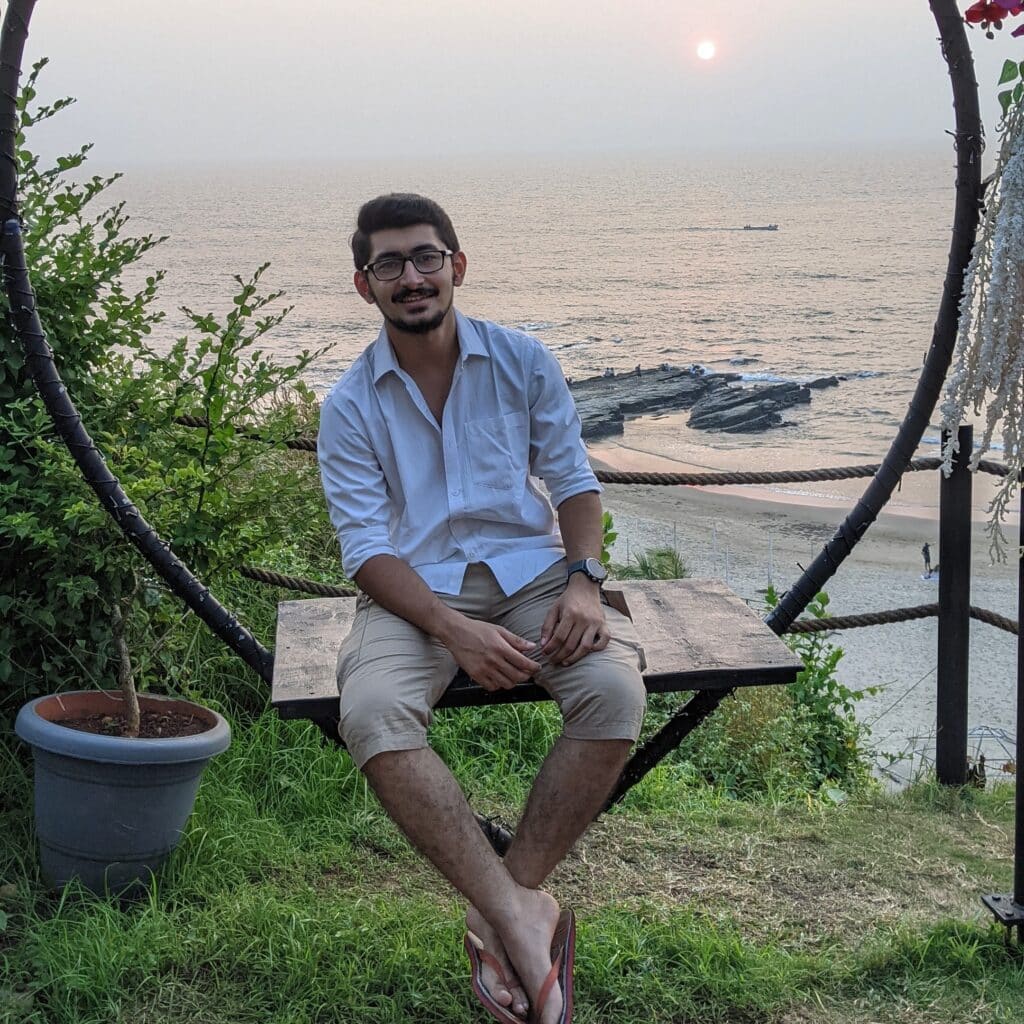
[548, 621, 588, 664]
[551, 622, 610, 665]
[494, 629, 541, 676]
[498, 626, 538, 655]
[539, 605, 559, 648]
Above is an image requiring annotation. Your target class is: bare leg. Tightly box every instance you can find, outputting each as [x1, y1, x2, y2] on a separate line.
[466, 736, 632, 1017]
[507, 736, 632, 886]
[362, 747, 562, 1023]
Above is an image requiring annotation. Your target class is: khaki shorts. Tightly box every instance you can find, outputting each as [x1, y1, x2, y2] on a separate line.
[336, 559, 647, 767]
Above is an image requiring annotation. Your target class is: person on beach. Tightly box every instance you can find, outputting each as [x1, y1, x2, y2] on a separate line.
[922, 542, 932, 575]
[317, 193, 647, 1024]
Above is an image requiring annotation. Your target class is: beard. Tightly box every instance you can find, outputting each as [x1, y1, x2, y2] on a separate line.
[376, 284, 452, 335]
[381, 305, 449, 335]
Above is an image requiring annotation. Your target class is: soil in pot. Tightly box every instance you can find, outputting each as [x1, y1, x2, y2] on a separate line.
[56, 708, 211, 738]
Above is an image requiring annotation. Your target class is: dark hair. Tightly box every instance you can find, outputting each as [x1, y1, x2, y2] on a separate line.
[351, 193, 460, 269]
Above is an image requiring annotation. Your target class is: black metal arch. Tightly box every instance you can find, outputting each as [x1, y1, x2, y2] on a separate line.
[0, 0, 983, 757]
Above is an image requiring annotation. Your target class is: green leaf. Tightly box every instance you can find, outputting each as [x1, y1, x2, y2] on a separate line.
[999, 58, 1019, 85]
[999, 90, 1013, 117]
[1014, 81, 1023, 104]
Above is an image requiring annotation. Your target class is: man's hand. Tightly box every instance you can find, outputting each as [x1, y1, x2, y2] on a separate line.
[443, 615, 542, 691]
[539, 576, 610, 666]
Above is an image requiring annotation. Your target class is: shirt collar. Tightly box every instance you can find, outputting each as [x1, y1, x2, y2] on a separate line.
[369, 309, 489, 384]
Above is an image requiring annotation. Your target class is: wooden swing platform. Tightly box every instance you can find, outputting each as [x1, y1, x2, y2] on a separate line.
[271, 579, 803, 721]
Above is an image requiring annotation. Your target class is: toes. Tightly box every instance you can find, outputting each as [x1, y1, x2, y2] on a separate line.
[511, 989, 529, 1018]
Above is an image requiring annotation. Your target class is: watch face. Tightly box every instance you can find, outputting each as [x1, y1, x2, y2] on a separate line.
[585, 557, 608, 582]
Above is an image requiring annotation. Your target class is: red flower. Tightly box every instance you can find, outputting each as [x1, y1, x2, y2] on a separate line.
[965, 0, 1023, 22]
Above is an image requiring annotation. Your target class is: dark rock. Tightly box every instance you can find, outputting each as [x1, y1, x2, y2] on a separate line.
[807, 375, 840, 389]
[722, 409, 785, 433]
[759, 381, 811, 406]
[569, 365, 830, 439]
[571, 366, 721, 440]
[689, 398, 784, 432]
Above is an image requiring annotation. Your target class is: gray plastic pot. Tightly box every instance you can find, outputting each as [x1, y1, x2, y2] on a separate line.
[15, 690, 231, 894]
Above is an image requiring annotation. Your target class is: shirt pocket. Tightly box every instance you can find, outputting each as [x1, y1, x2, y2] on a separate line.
[463, 412, 528, 515]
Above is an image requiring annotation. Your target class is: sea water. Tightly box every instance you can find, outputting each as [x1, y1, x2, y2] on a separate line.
[109, 145, 1007, 515]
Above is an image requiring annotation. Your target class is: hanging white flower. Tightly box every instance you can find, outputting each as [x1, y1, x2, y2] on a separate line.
[941, 97, 1024, 561]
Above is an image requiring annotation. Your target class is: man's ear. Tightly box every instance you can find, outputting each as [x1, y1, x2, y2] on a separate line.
[353, 269, 377, 305]
[451, 251, 467, 288]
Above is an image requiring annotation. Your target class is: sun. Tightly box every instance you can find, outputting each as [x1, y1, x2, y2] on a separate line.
[696, 40, 716, 61]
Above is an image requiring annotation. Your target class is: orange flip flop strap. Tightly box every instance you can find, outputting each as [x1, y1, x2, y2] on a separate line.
[531, 951, 563, 1024]
[475, 946, 514, 991]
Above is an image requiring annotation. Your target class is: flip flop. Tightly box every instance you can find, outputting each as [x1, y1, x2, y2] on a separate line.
[530, 908, 576, 1024]
[465, 930, 526, 1024]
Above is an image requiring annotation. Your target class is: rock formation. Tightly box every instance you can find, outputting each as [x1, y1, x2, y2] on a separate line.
[568, 365, 829, 439]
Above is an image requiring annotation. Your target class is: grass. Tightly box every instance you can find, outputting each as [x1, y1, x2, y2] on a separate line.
[1, 703, 1021, 1024]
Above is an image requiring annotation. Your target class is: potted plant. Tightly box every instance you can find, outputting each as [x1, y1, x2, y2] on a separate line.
[14, 575, 231, 894]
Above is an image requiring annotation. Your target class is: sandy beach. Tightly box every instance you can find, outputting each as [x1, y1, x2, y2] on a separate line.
[590, 440, 1020, 787]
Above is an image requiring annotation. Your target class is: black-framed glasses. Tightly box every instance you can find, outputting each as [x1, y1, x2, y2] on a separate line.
[362, 249, 453, 281]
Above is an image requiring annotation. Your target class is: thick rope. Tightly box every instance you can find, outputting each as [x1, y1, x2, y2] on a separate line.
[238, 565, 356, 597]
[174, 415, 1014, 483]
[787, 604, 1017, 636]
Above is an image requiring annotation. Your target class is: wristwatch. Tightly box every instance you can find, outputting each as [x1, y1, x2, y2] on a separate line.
[567, 557, 608, 586]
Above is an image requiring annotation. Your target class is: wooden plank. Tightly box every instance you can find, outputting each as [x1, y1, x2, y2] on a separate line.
[271, 579, 803, 720]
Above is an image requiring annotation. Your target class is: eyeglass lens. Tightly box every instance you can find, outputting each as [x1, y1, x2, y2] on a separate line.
[370, 250, 447, 281]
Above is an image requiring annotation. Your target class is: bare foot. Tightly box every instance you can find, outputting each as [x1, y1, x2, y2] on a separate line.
[493, 888, 563, 1024]
[466, 905, 530, 1018]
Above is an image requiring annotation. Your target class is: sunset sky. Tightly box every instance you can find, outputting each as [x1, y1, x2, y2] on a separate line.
[22, 1, 1017, 166]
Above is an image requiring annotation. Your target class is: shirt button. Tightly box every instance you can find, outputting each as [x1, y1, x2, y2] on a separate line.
[452, 488, 461, 496]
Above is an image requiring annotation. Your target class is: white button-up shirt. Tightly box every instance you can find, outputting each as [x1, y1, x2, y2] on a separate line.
[318, 311, 600, 596]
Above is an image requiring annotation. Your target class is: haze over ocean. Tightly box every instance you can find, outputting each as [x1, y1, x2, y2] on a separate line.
[110, 144, 1006, 517]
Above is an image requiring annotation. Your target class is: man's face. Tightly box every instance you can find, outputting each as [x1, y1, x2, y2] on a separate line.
[354, 224, 466, 336]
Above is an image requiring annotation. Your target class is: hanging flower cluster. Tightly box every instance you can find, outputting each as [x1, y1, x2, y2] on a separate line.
[940, 95, 1024, 560]
[965, 1, 1024, 37]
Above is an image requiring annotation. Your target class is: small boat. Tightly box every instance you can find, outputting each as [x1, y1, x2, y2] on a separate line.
[742, 224, 779, 231]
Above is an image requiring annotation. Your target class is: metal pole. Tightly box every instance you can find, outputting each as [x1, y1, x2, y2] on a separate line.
[1015, 487, 1023, 905]
[983, 485, 1024, 939]
[936, 424, 973, 786]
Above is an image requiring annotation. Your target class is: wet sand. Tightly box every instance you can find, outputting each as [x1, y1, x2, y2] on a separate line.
[589, 441, 1020, 786]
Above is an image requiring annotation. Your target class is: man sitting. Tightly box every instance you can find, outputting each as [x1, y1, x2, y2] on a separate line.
[317, 193, 647, 1024]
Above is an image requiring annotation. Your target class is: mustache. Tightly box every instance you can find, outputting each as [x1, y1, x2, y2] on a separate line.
[393, 286, 438, 302]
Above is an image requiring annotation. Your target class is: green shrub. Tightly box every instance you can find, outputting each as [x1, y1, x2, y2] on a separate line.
[668, 588, 875, 799]
[0, 62, 335, 719]
[768, 587, 876, 792]
[610, 545, 689, 580]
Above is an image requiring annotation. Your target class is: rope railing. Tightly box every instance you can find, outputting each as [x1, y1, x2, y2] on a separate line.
[786, 604, 1018, 636]
[239, 565, 1019, 637]
[175, 417, 1013, 484]
[239, 565, 356, 598]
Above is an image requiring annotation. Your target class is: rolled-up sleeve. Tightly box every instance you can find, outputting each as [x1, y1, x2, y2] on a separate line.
[526, 341, 601, 508]
[317, 390, 398, 579]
